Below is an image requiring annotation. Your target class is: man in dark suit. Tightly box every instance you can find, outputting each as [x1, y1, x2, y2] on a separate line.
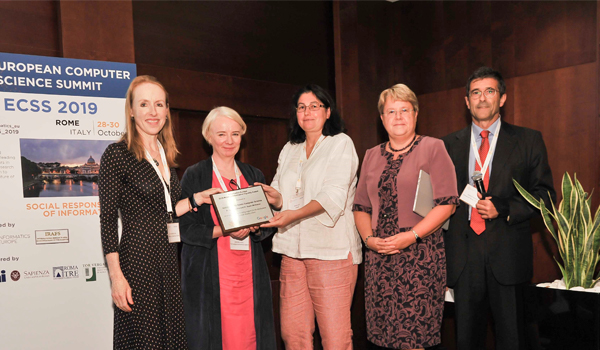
[442, 67, 556, 350]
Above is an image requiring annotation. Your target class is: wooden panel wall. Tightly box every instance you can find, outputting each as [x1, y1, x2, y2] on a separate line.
[387, 1, 597, 95]
[137, 63, 299, 121]
[58, 1, 135, 63]
[132, 1, 335, 92]
[0, 1, 60, 57]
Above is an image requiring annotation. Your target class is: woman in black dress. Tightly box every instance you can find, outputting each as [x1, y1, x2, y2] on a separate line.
[99, 75, 219, 349]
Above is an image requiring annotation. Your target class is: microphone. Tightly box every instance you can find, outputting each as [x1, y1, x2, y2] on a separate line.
[472, 171, 491, 222]
[472, 172, 486, 196]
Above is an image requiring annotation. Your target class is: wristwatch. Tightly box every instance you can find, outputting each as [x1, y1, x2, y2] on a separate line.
[189, 194, 199, 210]
[412, 229, 422, 244]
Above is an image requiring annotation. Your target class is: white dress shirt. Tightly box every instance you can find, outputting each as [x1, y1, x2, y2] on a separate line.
[468, 117, 501, 220]
[271, 133, 362, 264]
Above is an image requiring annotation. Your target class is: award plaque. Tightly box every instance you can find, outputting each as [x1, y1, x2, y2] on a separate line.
[210, 186, 274, 234]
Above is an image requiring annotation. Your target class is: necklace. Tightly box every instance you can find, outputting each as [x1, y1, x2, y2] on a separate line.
[388, 134, 417, 153]
[148, 149, 160, 167]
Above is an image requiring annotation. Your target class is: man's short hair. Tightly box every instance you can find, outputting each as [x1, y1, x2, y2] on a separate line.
[466, 67, 506, 97]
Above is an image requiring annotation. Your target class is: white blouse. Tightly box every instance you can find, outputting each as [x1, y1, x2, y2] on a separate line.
[271, 133, 362, 264]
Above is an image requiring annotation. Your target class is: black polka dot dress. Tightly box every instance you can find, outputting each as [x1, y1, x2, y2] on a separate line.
[99, 141, 188, 349]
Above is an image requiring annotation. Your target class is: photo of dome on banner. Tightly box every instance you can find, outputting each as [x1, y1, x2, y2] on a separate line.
[20, 138, 113, 198]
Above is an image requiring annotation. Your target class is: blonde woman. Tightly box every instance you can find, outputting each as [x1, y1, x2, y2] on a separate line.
[100, 75, 217, 349]
[179, 106, 278, 350]
[353, 84, 458, 350]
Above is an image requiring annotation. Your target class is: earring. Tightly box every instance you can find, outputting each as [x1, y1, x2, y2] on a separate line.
[131, 115, 134, 120]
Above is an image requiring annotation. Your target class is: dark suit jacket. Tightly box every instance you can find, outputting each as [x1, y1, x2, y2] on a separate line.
[179, 159, 277, 350]
[442, 121, 555, 286]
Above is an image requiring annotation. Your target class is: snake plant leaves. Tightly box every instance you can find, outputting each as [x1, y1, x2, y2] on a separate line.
[539, 198, 557, 243]
[559, 174, 572, 219]
[513, 172, 600, 289]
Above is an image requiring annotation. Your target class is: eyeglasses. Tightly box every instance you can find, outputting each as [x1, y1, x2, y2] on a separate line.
[229, 179, 239, 190]
[384, 108, 414, 118]
[469, 88, 498, 99]
[297, 103, 324, 113]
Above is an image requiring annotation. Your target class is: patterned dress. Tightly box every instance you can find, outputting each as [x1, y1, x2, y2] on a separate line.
[353, 137, 459, 349]
[99, 141, 188, 349]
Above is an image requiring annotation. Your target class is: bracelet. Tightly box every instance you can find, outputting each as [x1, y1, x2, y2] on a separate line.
[412, 229, 422, 244]
[189, 194, 199, 210]
[364, 235, 373, 248]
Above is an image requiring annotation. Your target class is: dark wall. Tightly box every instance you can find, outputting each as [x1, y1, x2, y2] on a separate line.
[401, 1, 598, 286]
[355, 1, 596, 96]
[133, 1, 335, 91]
[337, 0, 599, 286]
[131, 1, 335, 183]
[0, 1, 60, 57]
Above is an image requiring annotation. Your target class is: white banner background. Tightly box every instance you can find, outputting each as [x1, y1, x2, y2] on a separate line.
[0, 52, 135, 349]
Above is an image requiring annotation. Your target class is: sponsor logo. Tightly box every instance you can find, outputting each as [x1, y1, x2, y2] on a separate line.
[23, 270, 50, 279]
[35, 229, 69, 245]
[85, 267, 97, 281]
[83, 263, 107, 282]
[10, 270, 20, 281]
[0, 270, 6, 283]
[53, 265, 79, 279]
[0, 233, 31, 245]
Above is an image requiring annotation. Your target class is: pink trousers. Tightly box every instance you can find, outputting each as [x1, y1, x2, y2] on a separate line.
[280, 253, 358, 350]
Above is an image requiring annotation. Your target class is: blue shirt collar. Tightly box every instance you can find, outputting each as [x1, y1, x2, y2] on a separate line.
[472, 116, 501, 139]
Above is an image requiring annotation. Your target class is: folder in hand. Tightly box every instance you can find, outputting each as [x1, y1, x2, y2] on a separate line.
[413, 170, 449, 230]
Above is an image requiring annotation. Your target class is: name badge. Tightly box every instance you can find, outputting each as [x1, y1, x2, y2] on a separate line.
[289, 191, 304, 210]
[167, 222, 180, 243]
[230, 236, 250, 250]
[459, 184, 480, 208]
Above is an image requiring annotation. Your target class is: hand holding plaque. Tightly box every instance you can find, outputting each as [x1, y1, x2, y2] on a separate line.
[210, 185, 274, 234]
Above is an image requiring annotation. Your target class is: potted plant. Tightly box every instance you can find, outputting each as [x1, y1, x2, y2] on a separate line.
[514, 173, 600, 349]
[513, 172, 600, 289]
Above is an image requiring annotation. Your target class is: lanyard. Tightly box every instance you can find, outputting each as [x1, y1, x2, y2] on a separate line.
[470, 120, 500, 179]
[144, 140, 173, 215]
[212, 157, 241, 192]
[295, 135, 326, 193]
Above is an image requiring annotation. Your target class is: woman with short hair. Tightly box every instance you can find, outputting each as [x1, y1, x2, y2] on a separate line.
[179, 106, 278, 350]
[353, 84, 459, 350]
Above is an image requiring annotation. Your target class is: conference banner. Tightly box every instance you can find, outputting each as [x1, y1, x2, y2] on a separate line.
[0, 52, 135, 349]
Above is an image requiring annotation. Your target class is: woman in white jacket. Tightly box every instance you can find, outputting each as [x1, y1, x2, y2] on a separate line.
[259, 84, 362, 350]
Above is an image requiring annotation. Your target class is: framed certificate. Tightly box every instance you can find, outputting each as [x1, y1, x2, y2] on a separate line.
[210, 186, 274, 234]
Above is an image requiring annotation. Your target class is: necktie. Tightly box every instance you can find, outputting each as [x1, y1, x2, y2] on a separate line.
[470, 130, 490, 235]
